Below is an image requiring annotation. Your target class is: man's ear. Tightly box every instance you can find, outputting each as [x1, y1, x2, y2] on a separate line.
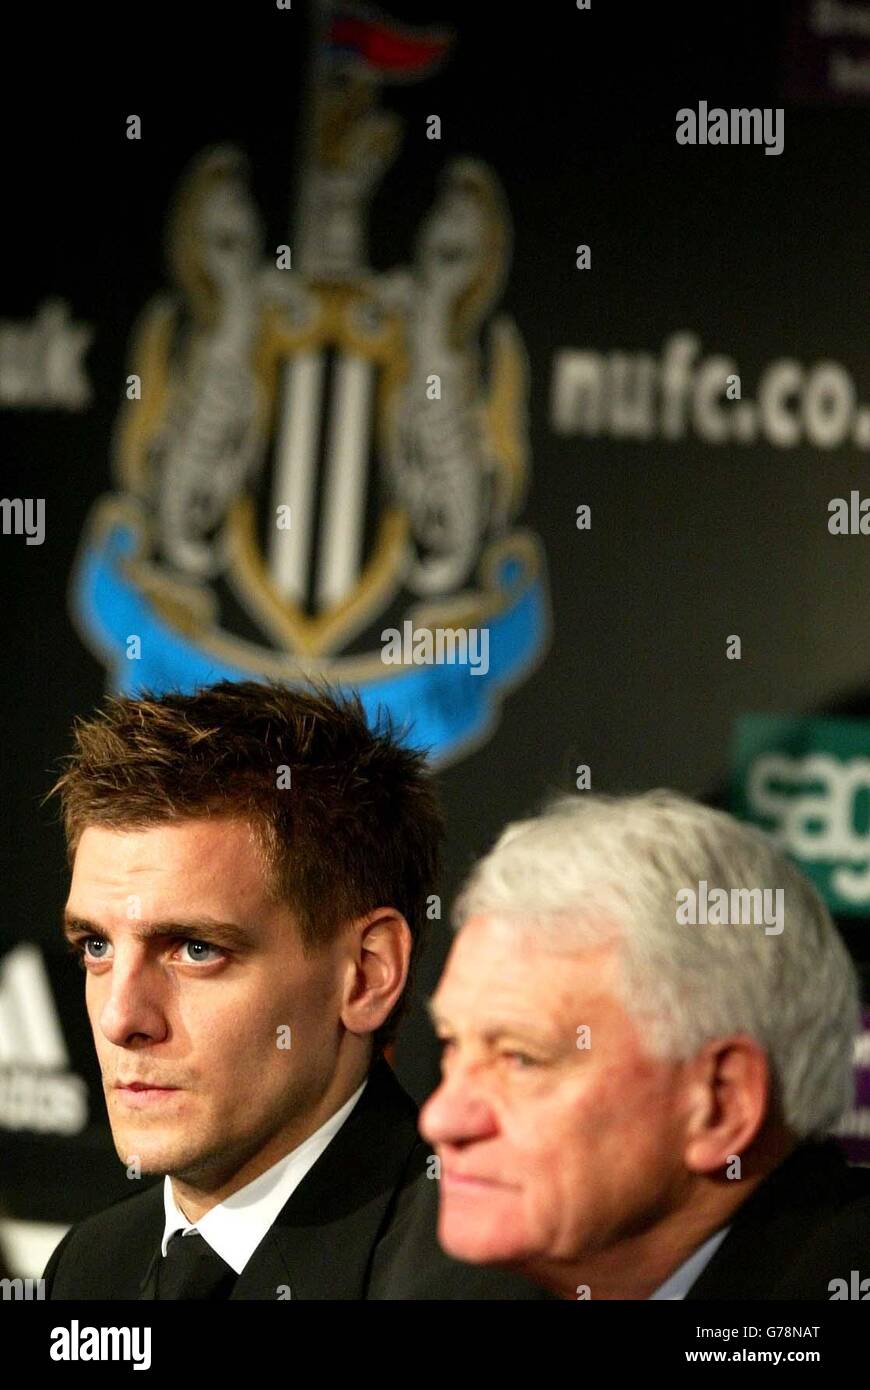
[682, 1034, 770, 1173]
[340, 909, 412, 1037]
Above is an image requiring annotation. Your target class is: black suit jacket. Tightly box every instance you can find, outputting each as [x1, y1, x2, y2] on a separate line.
[686, 1140, 870, 1299]
[42, 1057, 547, 1300]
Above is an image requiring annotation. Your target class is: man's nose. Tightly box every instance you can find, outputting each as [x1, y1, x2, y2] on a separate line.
[420, 1069, 498, 1146]
[98, 952, 167, 1047]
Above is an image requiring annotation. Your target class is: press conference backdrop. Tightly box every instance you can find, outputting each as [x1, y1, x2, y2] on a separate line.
[3, 1, 870, 1274]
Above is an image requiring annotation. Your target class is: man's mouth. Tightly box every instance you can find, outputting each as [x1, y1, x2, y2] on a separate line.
[114, 1081, 181, 1105]
[440, 1167, 514, 1191]
[116, 1081, 177, 1091]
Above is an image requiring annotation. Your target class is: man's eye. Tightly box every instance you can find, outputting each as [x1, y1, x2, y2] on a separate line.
[177, 940, 224, 964]
[502, 1051, 538, 1069]
[80, 937, 111, 963]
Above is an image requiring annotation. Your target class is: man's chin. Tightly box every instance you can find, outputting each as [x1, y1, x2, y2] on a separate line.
[437, 1213, 533, 1268]
[110, 1124, 200, 1177]
[112, 1142, 180, 1176]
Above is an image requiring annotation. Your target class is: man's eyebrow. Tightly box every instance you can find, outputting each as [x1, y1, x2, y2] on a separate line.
[424, 996, 568, 1049]
[61, 913, 255, 950]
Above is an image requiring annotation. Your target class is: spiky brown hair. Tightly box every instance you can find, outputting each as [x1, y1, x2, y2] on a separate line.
[46, 679, 445, 1051]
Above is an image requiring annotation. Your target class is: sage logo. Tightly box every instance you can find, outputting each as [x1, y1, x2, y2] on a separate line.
[730, 715, 870, 915]
[676, 102, 784, 155]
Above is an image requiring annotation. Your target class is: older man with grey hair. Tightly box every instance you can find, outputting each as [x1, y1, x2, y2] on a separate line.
[419, 790, 870, 1300]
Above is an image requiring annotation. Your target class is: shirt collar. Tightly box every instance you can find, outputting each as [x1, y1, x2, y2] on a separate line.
[161, 1077, 368, 1273]
[648, 1225, 731, 1300]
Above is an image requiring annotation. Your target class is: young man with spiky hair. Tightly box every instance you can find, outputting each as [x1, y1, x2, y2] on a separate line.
[41, 680, 543, 1300]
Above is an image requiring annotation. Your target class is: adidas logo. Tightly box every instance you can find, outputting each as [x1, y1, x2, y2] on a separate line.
[0, 943, 87, 1135]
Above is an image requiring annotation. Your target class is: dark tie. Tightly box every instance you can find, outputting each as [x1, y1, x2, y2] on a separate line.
[156, 1230, 237, 1300]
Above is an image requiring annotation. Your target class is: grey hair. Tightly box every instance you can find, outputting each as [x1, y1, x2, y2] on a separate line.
[452, 790, 859, 1139]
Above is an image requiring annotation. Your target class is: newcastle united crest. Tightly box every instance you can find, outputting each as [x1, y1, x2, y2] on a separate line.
[70, 4, 550, 764]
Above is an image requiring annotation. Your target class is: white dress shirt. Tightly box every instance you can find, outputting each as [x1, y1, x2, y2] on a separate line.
[160, 1077, 368, 1275]
[648, 1225, 731, 1299]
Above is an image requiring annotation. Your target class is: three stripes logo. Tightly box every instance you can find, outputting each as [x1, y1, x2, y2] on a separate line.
[0, 944, 87, 1135]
